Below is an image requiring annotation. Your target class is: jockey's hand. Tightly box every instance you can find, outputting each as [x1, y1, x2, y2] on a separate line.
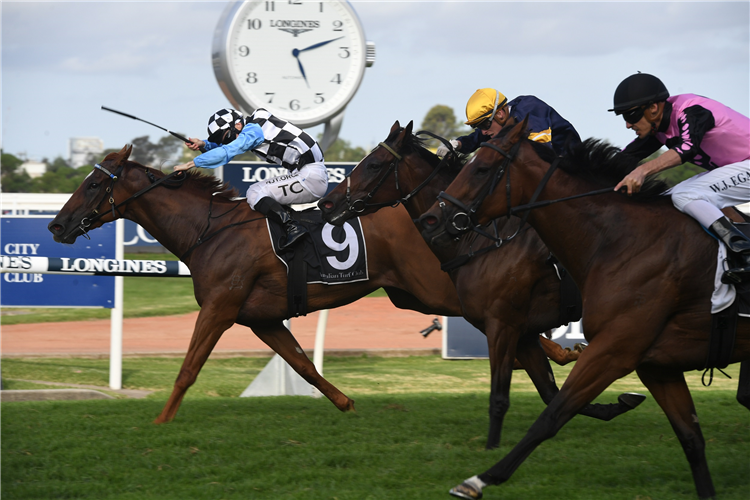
[436, 139, 460, 157]
[173, 161, 195, 172]
[185, 138, 205, 151]
[615, 166, 646, 195]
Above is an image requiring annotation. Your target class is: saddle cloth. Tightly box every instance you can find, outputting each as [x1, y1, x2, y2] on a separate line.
[712, 238, 750, 317]
[266, 208, 369, 285]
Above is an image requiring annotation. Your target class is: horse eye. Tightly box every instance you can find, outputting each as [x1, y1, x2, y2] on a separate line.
[88, 182, 100, 189]
[367, 162, 383, 170]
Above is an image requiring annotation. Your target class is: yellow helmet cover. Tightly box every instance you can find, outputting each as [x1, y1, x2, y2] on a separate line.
[465, 88, 508, 126]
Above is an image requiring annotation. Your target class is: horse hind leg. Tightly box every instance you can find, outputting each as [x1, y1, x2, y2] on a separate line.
[250, 320, 355, 412]
[737, 360, 750, 411]
[516, 334, 646, 421]
[636, 365, 716, 500]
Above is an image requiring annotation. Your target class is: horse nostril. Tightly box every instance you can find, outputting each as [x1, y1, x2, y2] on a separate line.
[420, 215, 439, 230]
[320, 200, 334, 210]
[48, 223, 63, 234]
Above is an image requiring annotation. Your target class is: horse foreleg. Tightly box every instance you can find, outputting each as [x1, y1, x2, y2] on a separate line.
[154, 305, 237, 424]
[737, 360, 750, 411]
[636, 365, 716, 500]
[484, 321, 520, 450]
[516, 334, 645, 422]
[452, 339, 638, 497]
[250, 321, 355, 412]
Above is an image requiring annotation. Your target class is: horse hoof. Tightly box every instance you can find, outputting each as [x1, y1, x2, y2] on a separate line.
[618, 392, 646, 409]
[449, 482, 483, 499]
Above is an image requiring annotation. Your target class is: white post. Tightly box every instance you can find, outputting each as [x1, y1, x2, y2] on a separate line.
[313, 310, 328, 376]
[109, 219, 124, 390]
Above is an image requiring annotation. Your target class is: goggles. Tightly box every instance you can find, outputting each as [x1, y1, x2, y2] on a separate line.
[474, 117, 494, 131]
[622, 105, 646, 125]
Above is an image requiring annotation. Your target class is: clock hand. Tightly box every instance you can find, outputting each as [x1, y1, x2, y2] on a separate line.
[297, 36, 344, 54]
[291, 49, 310, 88]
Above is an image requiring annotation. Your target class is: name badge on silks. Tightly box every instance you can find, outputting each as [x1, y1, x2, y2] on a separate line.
[268, 216, 369, 285]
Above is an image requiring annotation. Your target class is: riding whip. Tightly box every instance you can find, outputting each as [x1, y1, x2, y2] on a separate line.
[101, 106, 205, 152]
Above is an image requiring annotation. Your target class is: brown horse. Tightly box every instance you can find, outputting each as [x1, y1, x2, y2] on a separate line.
[47, 145, 468, 424]
[419, 118, 750, 499]
[318, 120, 644, 450]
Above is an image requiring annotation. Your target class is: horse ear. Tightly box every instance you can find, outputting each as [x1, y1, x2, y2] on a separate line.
[404, 120, 414, 136]
[122, 144, 133, 162]
[507, 115, 530, 144]
[390, 121, 401, 133]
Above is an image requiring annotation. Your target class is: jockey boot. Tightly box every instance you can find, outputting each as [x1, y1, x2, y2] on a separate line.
[254, 197, 308, 250]
[709, 216, 750, 284]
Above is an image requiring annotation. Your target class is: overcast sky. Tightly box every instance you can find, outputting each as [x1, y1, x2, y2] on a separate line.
[2, 0, 749, 163]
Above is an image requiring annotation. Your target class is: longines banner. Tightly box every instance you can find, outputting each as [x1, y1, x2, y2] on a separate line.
[221, 161, 356, 198]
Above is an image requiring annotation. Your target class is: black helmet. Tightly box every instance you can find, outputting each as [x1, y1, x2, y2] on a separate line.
[609, 73, 669, 115]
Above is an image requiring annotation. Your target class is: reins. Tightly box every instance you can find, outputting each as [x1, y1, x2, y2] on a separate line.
[343, 130, 458, 213]
[78, 163, 186, 239]
[436, 139, 618, 245]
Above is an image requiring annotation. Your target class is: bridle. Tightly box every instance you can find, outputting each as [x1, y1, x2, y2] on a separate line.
[343, 130, 458, 214]
[76, 161, 185, 239]
[435, 139, 523, 243]
[434, 137, 616, 244]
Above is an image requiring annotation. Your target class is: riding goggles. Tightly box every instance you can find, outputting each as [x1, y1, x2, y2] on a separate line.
[622, 105, 646, 125]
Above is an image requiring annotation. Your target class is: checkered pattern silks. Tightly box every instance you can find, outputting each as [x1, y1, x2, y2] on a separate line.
[247, 108, 324, 171]
[207, 108, 244, 143]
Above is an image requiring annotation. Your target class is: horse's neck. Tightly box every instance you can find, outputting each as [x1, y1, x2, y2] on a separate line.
[401, 164, 449, 220]
[125, 188, 216, 259]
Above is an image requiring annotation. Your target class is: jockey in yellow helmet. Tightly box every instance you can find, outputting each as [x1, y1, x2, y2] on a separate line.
[437, 88, 581, 157]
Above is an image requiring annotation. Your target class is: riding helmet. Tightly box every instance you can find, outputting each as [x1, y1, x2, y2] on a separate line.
[207, 108, 245, 144]
[609, 73, 670, 115]
[465, 88, 508, 126]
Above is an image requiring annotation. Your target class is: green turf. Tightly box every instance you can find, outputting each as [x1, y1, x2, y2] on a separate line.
[2, 357, 747, 499]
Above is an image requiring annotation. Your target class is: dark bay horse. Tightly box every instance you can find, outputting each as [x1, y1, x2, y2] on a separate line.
[48, 145, 468, 424]
[318, 121, 644, 450]
[419, 118, 750, 499]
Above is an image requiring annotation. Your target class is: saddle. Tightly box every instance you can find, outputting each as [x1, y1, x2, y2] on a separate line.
[266, 208, 369, 318]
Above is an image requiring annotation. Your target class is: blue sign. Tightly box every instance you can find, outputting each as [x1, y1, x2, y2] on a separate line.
[1, 217, 116, 308]
[443, 317, 586, 359]
[222, 161, 356, 197]
[123, 220, 160, 247]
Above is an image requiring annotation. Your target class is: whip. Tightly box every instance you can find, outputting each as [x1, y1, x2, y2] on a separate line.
[101, 106, 205, 153]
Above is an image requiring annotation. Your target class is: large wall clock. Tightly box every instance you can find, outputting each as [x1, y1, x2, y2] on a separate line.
[212, 0, 375, 148]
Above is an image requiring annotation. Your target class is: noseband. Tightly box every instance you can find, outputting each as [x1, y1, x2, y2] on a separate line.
[435, 140, 521, 237]
[77, 162, 185, 239]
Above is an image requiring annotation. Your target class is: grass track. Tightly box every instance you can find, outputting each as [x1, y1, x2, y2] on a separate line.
[2, 357, 748, 499]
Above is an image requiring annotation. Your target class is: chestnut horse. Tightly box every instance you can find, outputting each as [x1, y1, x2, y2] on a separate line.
[48, 145, 468, 424]
[419, 118, 750, 499]
[318, 120, 644, 450]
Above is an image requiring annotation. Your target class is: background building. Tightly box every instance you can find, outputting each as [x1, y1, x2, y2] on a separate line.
[68, 137, 104, 168]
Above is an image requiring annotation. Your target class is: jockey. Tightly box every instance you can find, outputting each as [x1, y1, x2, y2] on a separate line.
[436, 88, 581, 157]
[610, 72, 750, 284]
[174, 108, 328, 250]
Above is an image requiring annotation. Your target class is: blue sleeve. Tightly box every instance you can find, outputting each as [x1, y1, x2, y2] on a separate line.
[456, 128, 491, 154]
[194, 123, 264, 169]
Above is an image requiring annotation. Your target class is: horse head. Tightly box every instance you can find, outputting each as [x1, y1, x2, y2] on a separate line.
[48, 144, 163, 243]
[418, 117, 531, 248]
[319, 120, 419, 226]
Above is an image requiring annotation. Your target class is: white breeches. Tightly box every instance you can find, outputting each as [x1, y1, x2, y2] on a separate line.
[245, 161, 328, 209]
[668, 159, 750, 225]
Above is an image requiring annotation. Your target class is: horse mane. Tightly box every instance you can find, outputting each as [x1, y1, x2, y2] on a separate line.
[119, 158, 241, 201]
[557, 138, 670, 200]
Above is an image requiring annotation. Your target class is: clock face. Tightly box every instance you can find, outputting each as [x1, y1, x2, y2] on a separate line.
[214, 0, 368, 128]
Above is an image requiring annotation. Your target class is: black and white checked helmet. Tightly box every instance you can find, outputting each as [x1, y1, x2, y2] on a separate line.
[207, 108, 244, 143]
